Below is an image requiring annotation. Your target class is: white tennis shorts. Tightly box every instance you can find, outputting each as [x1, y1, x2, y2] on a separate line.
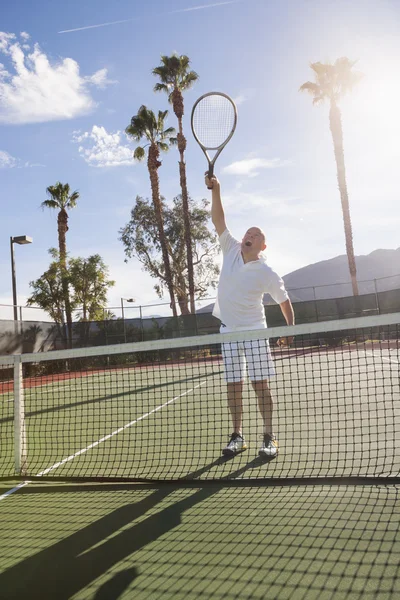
[220, 325, 276, 383]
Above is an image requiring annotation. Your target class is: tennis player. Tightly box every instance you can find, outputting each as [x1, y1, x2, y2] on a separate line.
[206, 173, 294, 458]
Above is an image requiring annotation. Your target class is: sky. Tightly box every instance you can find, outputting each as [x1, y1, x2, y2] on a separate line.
[1, 0, 399, 321]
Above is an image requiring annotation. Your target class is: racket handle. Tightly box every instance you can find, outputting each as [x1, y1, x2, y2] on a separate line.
[207, 164, 214, 190]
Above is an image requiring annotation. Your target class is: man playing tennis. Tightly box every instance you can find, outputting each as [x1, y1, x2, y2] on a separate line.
[206, 173, 294, 458]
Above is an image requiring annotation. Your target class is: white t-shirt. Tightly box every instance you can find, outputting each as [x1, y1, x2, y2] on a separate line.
[213, 228, 289, 328]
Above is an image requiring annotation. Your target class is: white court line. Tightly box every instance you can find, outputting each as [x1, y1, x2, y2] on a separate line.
[365, 351, 400, 365]
[0, 482, 30, 500]
[0, 380, 206, 500]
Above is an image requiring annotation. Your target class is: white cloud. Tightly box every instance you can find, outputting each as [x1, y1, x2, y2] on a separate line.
[0, 150, 17, 168]
[223, 190, 306, 218]
[0, 150, 45, 168]
[72, 125, 134, 167]
[24, 161, 46, 168]
[223, 157, 290, 177]
[85, 67, 117, 89]
[20, 32, 30, 41]
[0, 31, 115, 124]
[0, 32, 15, 52]
[234, 94, 247, 106]
[233, 88, 255, 106]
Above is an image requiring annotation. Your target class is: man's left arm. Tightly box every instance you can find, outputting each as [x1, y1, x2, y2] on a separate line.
[279, 299, 294, 326]
[266, 269, 295, 346]
[278, 299, 295, 347]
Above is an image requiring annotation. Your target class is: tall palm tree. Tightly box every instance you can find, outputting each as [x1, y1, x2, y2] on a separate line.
[153, 54, 199, 314]
[41, 182, 79, 346]
[126, 105, 178, 317]
[300, 58, 363, 296]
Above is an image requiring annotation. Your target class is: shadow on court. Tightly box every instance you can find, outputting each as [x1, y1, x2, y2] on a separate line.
[0, 456, 269, 600]
[0, 372, 212, 426]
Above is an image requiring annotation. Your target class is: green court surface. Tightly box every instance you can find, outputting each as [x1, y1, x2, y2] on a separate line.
[1, 344, 399, 481]
[0, 334, 400, 598]
[0, 481, 399, 599]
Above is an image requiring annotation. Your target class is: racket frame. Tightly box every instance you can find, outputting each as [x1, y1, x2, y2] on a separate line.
[191, 92, 237, 184]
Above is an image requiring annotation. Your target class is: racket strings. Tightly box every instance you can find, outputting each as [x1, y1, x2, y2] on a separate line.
[192, 95, 236, 149]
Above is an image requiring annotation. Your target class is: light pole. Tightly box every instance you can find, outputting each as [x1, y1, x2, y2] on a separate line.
[10, 235, 33, 324]
[121, 297, 135, 343]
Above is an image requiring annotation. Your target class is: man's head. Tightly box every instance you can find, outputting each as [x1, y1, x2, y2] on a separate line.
[241, 227, 267, 258]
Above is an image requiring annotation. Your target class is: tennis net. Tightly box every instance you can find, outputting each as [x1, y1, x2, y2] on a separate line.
[1, 312, 399, 482]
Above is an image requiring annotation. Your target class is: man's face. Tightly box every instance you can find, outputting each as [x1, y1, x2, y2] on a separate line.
[241, 227, 267, 254]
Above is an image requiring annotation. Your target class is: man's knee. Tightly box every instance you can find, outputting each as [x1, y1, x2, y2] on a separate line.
[251, 379, 270, 392]
[227, 381, 244, 391]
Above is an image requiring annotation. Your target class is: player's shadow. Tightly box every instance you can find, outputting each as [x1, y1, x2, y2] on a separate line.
[0, 456, 265, 600]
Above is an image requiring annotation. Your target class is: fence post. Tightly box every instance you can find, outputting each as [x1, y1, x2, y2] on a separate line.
[139, 306, 144, 341]
[313, 287, 319, 322]
[374, 279, 381, 314]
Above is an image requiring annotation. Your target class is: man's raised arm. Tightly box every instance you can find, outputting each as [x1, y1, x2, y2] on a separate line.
[205, 173, 226, 236]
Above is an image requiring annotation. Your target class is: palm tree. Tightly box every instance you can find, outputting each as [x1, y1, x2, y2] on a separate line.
[300, 58, 363, 296]
[41, 182, 79, 347]
[153, 54, 199, 314]
[126, 105, 178, 317]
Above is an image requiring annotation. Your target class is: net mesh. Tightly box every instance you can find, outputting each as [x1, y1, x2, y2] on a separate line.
[1, 313, 399, 482]
[192, 93, 236, 149]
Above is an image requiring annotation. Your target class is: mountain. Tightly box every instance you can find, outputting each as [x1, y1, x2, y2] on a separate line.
[197, 248, 400, 312]
[283, 248, 400, 301]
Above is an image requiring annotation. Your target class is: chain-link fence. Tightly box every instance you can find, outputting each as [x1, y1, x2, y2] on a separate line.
[1, 282, 400, 354]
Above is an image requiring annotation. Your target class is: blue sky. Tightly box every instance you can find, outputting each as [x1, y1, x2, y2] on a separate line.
[1, 0, 399, 320]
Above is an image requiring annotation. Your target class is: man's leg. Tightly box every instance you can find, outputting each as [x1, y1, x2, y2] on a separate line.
[251, 379, 273, 435]
[221, 340, 247, 455]
[227, 381, 244, 435]
[252, 378, 278, 457]
[223, 380, 247, 455]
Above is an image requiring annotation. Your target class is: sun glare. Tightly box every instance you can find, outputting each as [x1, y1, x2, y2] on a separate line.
[342, 63, 400, 165]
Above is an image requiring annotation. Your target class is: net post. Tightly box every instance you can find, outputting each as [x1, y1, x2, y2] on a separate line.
[14, 357, 27, 476]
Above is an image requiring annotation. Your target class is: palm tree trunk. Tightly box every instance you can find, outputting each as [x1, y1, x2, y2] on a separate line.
[173, 88, 196, 315]
[329, 101, 359, 296]
[177, 126, 196, 315]
[58, 209, 73, 347]
[148, 143, 177, 317]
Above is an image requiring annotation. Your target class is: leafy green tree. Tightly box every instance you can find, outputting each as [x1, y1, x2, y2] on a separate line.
[120, 194, 220, 314]
[69, 255, 115, 322]
[27, 249, 72, 345]
[126, 105, 178, 317]
[300, 58, 363, 296]
[41, 182, 79, 345]
[27, 249, 69, 324]
[27, 250, 114, 347]
[153, 54, 199, 313]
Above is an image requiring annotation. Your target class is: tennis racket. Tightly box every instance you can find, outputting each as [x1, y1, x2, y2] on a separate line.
[191, 92, 237, 189]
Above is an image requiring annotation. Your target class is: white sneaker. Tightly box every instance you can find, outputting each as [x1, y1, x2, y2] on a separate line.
[259, 434, 279, 458]
[222, 433, 247, 456]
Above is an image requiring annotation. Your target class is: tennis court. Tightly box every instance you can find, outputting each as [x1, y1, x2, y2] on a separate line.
[1, 314, 400, 598]
[1, 482, 399, 599]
